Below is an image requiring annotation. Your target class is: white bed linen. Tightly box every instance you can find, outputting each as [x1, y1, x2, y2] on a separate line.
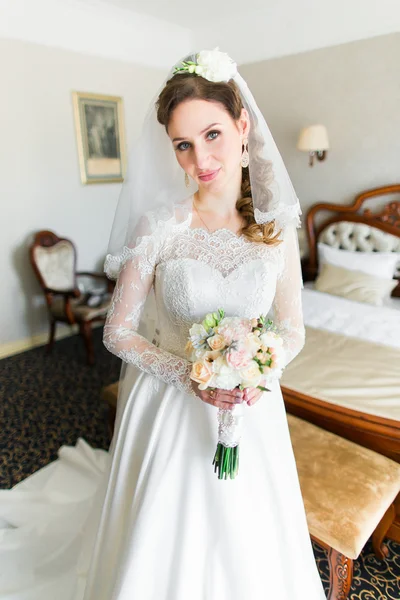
[280, 286, 400, 421]
[302, 285, 400, 350]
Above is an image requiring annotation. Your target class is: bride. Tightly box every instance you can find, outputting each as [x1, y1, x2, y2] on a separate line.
[0, 50, 326, 599]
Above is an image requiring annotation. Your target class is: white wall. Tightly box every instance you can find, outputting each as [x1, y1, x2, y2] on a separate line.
[194, 0, 400, 63]
[0, 1, 193, 356]
[238, 33, 400, 215]
[0, 38, 171, 355]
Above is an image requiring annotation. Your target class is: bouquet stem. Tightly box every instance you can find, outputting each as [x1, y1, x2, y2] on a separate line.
[212, 443, 240, 480]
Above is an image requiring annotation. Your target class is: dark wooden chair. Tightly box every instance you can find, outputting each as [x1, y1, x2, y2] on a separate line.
[30, 230, 114, 365]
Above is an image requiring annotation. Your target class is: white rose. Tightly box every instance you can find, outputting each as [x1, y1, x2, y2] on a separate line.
[189, 323, 207, 337]
[197, 48, 237, 83]
[260, 332, 283, 348]
[189, 323, 208, 348]
[244, 333, 262, 356]
[263, 366, 284, 386]
[212, 356, 242, 390]
[239, 360, 262, 388]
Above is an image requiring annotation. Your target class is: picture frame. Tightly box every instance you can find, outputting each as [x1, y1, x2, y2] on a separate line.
[72, 91, 127, 184]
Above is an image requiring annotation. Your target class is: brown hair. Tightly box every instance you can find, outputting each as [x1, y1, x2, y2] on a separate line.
[156, 72, 280, 245]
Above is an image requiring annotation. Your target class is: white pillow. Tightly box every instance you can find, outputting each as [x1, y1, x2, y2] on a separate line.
[317, 243, 399, 279]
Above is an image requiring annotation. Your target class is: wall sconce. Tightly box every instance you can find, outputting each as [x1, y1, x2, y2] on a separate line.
[297, 125, 329, 167]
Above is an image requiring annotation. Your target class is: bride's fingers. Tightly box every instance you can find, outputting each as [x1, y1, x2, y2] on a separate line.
[207, 390, 238, 410]
[204, 395, 233, 410]
[217, 390, 243, 404]
[246, 389, 263, 406]
[244, 388, 257, 401]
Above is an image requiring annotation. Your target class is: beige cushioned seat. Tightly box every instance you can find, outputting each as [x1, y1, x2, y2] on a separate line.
[51, 296, 111, 321]
[287, 414, 400, 558]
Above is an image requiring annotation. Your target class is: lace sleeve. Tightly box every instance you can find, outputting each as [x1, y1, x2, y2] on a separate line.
[271, 226, 305, 367]
[103, 223, 195, 396]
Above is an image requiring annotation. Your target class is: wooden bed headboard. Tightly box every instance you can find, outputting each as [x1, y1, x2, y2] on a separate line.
[303, 184, 400, 295]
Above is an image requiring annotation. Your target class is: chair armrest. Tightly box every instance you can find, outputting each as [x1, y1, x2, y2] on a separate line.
[76, 272, 115, 292]
[76, 271, 107, 279]
[44, 287, 80, 298]
[43, 288, 80, 324]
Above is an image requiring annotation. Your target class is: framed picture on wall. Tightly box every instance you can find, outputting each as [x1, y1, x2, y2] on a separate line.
[72, 91, 127, 184]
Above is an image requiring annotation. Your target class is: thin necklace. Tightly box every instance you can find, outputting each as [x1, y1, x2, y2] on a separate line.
[193, 198, 239, 233]
[193, 200, 212, 232]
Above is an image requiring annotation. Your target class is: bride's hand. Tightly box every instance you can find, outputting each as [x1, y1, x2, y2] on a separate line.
[191, 383, 244, 410]
[243, 387, 263, 406]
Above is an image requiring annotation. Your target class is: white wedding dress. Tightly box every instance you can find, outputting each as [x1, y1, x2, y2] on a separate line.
[0, 209, 326, 600]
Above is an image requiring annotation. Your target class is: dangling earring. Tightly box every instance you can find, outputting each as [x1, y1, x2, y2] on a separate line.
[185, 172, 190, 188]
[241, 138, 249, 168]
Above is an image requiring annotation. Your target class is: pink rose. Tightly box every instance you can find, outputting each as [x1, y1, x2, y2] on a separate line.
[217, 317, 252, 344]
[226, 346, 252, 370]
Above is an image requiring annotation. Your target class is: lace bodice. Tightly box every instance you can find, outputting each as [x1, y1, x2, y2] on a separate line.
[103, 216, 305, 395]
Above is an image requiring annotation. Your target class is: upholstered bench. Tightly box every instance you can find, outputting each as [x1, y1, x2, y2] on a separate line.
[101, 382, 400, 600]
[287, 414, 400, 599]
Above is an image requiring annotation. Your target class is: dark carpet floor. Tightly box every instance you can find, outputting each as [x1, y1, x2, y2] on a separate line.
[0, 327, 399, 599]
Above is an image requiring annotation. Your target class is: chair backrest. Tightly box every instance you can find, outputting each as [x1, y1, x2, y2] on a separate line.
[30, 230, 77, 292]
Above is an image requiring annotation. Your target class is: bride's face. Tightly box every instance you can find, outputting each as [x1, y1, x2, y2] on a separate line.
[168, 99, 249, 192]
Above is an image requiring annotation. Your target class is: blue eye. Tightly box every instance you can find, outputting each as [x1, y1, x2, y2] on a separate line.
[207, 130, 219, 140]
[176, 141, 190, 152]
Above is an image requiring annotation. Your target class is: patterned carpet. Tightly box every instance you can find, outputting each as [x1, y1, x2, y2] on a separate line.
[0, 327, 399, 598]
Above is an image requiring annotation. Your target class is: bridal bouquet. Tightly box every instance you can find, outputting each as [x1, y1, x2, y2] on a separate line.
[186, 309, 285, 480]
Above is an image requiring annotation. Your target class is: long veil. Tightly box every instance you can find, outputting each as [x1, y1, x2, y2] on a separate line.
[103, 50, 302, 442]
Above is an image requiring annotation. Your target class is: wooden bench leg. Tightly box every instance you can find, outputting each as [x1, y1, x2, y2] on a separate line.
[327, 548, 353, 600]
[386, 494, 400, 544]
[372, 503, 395, 560]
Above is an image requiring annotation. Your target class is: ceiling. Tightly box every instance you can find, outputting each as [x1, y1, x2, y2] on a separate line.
[81, 0, 268, 27]
[2, 0, 399, 67]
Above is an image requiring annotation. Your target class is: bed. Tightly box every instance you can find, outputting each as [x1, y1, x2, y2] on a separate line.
[280, 184, 400, 543]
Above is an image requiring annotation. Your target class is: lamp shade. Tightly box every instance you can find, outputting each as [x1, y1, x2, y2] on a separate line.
[297, 125, 329, 152]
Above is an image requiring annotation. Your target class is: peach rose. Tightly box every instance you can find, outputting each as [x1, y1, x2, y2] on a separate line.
[203, 349, 222, 361]
[185, 340, 195, 360]
[190, 359, 214, 390]
[207, 334, 226, 352]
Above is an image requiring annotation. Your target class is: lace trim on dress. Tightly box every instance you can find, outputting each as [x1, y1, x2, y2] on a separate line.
[158, 227, 285, 278]
[254, 204, 301, 229]
[103, 234, 196, 395]
[102, 215, 304, 393]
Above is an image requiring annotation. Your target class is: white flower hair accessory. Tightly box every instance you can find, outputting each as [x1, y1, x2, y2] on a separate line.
[173, 48, 237, 83]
